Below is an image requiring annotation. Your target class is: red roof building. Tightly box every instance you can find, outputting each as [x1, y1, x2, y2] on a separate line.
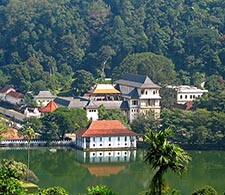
[39, 100, 58, 113]
[75, 120, 138, 150]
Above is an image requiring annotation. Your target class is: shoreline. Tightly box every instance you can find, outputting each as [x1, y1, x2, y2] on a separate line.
[1, 140, 225, 151]
[137, 141, 225, 150]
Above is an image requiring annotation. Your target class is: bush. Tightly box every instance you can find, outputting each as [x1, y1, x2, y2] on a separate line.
[192, 185, 217, 195]
[37, 186, 69, 195]
[87, 185, 118, 195]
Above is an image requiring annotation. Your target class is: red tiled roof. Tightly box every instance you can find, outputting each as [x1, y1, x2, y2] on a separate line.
[0, 86, 14, 93]
[39, 100, 58, 113]
[75, 120, 138, 137]
[6, 91, 24, 98]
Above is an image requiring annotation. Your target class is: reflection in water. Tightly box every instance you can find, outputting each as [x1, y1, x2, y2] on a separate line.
[0, 148, 225, 195]
[75, 150, 136, 163]
[75, 150, 137, 176]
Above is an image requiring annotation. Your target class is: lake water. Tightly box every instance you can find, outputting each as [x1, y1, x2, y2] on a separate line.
[0, 147, 224, 195]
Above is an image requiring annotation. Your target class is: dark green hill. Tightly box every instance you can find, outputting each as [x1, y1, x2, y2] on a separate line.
[0, 0, 225, 93]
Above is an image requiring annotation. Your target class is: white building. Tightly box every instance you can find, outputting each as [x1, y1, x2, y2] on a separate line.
[5, 91, 25, 105]
[169, 85, 208, 105]
[75, 120, 138, 150]
[114, 73, 161, 122]
[0, 86, 15, 101]
[24, 108, 41, 118]
[34, 91, 56, 107]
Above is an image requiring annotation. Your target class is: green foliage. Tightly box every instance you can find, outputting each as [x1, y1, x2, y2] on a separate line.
[144, 129, 191, 195]
[195, 90, 225, 112]
[160, 108, 225, 144]
[192, 185, 217, 195]
[0, 159, 38, 184]
[36, 186, 69, 195]
[160, 87, 177, 109]
[0, 118, 8, 140]
[41, 107, 89, 140]
[72, 70, 95, 96]
[0, 175, 26, 195]
[98, 105, 129, 127]
[131, 111, 160, 134]
[112, 52, 177, 85]
[86, 185, 117, 195]
[1, 159, 27, 181]
[1, 0, 225, 92]
[22, 117, 42, 134]
[204, 75, 225, 92]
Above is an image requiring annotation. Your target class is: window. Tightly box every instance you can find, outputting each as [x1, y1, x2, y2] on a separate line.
[153, 91, 155, 95]
[125, 136, 127, 141]
[190, 95, 193, 99]
[180, 95, 183, 99]
[100, 137, 102, 142]
[148, 100, 155, 106]
[93, 137, 95, 142]
[193, 95, 196, 98]
[118, 137, 120, 141]
[185, 95, 187, 99]
[109, 137, 111, 142]
[145, 91, 148, 95]
[109, 144, 111, 146]
[132, 100, 138, 105]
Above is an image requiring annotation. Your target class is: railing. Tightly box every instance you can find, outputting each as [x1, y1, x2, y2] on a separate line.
[0, 139, 73, 147]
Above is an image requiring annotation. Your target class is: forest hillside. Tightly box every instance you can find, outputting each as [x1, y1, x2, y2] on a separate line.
[0, 0, 225, 93]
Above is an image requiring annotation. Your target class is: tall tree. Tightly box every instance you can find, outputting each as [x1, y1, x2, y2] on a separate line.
[20, 126, 35, 171]
[144, 129, 191, 195]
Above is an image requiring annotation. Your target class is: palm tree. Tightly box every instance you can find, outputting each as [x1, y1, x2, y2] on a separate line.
[22, 126, 35, 171]
[144, 129, 191, 195]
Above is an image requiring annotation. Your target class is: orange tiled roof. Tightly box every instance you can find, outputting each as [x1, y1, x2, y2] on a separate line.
[76, 120, 138, 137]
[39, 100, 58, 113]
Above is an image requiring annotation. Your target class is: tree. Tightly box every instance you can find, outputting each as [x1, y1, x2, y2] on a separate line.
[37, 186, 69, 195]
[0, 159, 38, 183]
[0, 118, 8, 140]
[41, 108, 89, 140]
[86, 185, 118, 195]
[98, 105, 129, 127]
[72, 70, 95, 96]
[131, 111, 160, 134]
[144, 129, 191, 195]
[192, 185, 217, 195]
[0, 167, 26, 195]
[112, 52, 177, 85]
[20, 126, 35, 171]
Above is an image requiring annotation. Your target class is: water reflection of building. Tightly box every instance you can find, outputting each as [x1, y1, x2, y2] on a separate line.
[75, 149, 136, 164]
[75, 149, 136, 176]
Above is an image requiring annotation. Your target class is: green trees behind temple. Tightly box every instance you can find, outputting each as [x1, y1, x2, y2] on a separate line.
[1, 0, 225, 93]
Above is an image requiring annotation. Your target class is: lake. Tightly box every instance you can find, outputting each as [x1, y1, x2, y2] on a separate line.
[0, 147, 224, 195]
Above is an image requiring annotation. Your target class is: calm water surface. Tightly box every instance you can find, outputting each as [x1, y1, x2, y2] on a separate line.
[0, 147, 224, 195]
